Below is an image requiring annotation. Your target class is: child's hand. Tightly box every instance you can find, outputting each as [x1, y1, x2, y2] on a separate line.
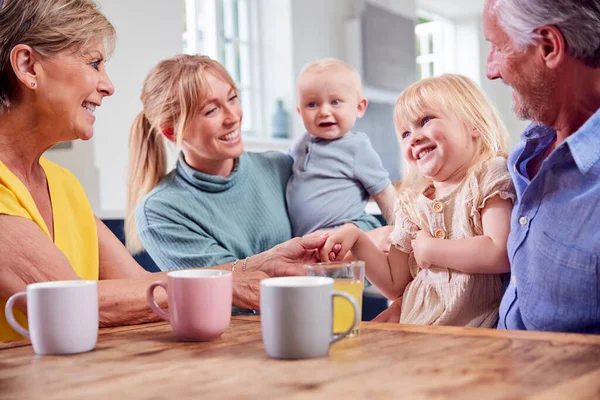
[411, 230, 433, 269]
[318, 223, 361, 262]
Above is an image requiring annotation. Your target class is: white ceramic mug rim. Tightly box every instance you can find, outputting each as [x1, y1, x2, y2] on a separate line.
[167, 270, 232, 279]
[27, 280, 97, 290]
[261, 276, 333, 288]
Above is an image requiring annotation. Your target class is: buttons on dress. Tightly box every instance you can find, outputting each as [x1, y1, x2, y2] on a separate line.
[433, 202, 444, 213]
[434, 228, 447, 239]
[519, 216, 528, 226]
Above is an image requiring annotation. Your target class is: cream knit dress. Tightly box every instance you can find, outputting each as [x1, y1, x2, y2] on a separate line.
[390, 157, 516, 327]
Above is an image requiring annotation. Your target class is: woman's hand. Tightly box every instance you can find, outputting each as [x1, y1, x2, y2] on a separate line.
[232, 270, 270, 310]
[372, 298, 402, 323]
[318, 223, 362, 262]
[411, 230, 433, 269]
[253, 234, 328, 277]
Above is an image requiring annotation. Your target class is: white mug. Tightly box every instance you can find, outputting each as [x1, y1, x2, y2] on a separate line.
[260, 276, 359, 359]
[5, 280, 98, 355]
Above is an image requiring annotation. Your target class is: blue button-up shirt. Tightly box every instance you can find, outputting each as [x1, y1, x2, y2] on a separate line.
[498, 108, 600, 333]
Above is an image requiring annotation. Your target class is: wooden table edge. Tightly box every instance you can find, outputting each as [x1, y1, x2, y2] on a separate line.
[2, 315, 599, 351]
[363, 321, 600, 344]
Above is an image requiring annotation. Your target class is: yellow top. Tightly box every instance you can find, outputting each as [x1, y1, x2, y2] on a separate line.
[0, 158, 98, 341]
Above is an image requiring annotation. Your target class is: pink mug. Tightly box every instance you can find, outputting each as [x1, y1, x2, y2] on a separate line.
[147, 270, 232, 341]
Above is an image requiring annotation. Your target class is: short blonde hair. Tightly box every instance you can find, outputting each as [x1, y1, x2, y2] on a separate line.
[126, 54, 237, 254]
[394, 74, 509, 200]
[0, 0, 116, 113]
[298, 58, 363, 97]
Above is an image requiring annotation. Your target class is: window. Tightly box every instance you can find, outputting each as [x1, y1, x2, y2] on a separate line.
[415, 17, 442, 80]
[414, 12, 455, 80]
[183, 0, 260, 136]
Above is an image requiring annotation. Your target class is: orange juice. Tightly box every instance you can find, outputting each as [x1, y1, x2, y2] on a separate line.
[333, 279, 364, 336]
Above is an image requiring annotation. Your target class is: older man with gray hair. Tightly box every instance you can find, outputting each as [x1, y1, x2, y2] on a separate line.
[484, 0, 600, 333]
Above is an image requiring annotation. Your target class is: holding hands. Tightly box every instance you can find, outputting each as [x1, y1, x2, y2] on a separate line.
[317, 223, 362, 262]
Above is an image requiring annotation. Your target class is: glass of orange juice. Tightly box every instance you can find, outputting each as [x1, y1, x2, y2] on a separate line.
[304, 261, 365, 337]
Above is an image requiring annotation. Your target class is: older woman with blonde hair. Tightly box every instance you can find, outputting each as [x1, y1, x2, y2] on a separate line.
[0, 0, 325, 341]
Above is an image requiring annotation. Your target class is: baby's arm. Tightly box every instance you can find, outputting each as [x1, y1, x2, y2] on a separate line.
[411, 196, 512, 274]
[320, 224, 412, 300]
[373, 184, 396, 224]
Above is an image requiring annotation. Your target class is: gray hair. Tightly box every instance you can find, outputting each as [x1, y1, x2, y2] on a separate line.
[492, 0, 600, 68]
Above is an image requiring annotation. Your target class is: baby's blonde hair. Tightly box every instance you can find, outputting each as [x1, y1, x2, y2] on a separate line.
[394, 74, 509, 211]
[298, 58, 363, 98]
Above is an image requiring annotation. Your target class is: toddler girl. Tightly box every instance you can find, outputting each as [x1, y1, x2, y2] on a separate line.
[319, 74, 515, 327]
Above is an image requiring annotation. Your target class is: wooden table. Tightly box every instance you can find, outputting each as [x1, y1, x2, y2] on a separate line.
[2, 316, 600, 399]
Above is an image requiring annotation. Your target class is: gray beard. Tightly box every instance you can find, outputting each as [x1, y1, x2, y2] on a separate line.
[512, 83, 552, 125]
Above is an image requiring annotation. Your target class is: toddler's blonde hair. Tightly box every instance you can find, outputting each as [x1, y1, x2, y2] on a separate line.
[394, 74, 509, 218]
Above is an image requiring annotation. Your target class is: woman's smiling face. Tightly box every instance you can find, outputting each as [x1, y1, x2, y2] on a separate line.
[34, 40, 114, 142]
[180, 71, 243, 175]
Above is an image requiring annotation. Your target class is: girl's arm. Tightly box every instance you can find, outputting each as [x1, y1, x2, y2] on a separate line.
[320, 224, 412, 300]
[373, 184, 397, 224]
[411, 196, 512, 274]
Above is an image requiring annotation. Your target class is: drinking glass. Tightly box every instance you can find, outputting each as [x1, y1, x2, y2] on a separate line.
[304, 261, 365, 337]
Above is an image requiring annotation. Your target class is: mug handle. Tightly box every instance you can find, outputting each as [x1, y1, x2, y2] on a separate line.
[5, 292, 30, 339]
[146, 281, 170, 321]
[330, 291, 359, 344]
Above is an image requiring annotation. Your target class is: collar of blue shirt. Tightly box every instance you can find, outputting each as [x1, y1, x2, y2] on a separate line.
[521, 107, 600, 175]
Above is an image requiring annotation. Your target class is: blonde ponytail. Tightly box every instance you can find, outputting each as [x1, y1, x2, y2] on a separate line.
[125, 112, 167, 254]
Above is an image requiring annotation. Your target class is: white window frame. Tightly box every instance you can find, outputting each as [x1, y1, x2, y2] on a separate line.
[183, 0, 262, 137]
[415, 10, 455, 80]
[415, 21, 442, 79]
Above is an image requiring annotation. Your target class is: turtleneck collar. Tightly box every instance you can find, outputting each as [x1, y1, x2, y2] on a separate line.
[176, 153, 246, 193]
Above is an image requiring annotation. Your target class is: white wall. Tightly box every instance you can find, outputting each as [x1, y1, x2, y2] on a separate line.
[366, 0, 415, 18]
[83, 0, 183, 218]
[454, 15, 481, 85]
[43, 140, 101, 212]
[257, 0, 294, 142]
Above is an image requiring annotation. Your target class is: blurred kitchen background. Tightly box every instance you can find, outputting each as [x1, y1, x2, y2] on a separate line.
[44, 0, 528, 222]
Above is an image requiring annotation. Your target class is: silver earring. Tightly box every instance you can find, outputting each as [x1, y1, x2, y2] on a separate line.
[30, 82, 36, 87]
